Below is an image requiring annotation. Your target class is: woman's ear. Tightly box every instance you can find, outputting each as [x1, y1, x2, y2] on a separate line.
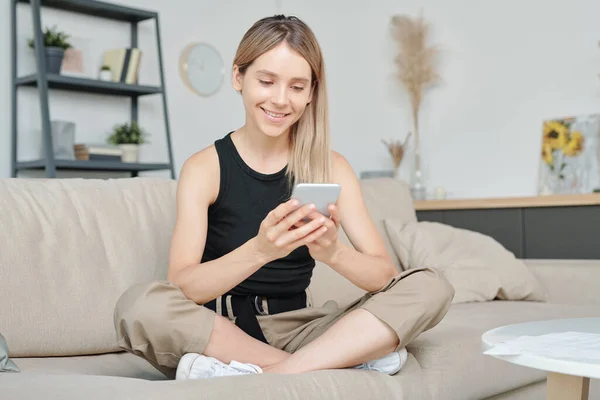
[232, 65, 243, 93]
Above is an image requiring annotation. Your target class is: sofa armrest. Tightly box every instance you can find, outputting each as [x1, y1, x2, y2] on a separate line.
[523, 259, 600, 305]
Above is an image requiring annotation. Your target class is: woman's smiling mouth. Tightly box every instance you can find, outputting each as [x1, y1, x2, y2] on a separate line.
[261, 107, 290, 121]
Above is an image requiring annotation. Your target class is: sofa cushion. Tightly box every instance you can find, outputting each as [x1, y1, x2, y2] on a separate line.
[1, 358, 424, 400]
[0, 333, 19, 372]
[12, 351, 166, 381]
[0, 178, 177, 357]
[384, 219, 547, 303]
[359, 178, 417, 271]
[409, 301, 600, 400]
[525, 259, 600, 305]
[308, 260, 367, 308]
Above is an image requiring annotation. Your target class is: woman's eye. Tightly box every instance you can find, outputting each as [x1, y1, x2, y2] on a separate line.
[292, 86, 304, 91]
[259, 80, 273, 86]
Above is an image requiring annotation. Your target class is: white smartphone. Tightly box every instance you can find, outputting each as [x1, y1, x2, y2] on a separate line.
[290, 183, 341, 218]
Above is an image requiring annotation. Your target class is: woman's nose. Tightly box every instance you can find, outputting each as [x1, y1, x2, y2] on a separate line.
[271, 85, 289, 106]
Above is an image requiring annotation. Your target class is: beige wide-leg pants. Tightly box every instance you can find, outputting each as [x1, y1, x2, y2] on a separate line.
[114, 267, 454, 378]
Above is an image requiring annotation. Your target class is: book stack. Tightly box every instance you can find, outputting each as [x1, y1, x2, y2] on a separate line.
[74, 144, 123, 161]
[74, 144, 88, 160]
[101, 47, 142, 84]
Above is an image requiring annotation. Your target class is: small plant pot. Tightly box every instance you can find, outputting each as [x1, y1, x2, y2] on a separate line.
[45, 47, 65, 74]
[120, 144, 139, 163]
[99, 70, 112, 81]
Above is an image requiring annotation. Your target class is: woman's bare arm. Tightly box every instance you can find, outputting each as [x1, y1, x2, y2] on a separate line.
[167, 147, 267, 303]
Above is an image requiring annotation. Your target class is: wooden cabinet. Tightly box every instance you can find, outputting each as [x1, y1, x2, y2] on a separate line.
[415, 194, 600, 259]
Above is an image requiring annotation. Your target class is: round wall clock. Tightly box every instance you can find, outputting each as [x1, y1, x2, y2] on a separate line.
[179, 42, 225, 97]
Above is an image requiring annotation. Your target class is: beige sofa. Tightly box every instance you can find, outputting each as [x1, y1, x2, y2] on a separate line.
[1, 177, 599, 400]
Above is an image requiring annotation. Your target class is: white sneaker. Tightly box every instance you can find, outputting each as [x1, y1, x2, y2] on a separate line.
[353, 347, 408, 375]
[176, 353, 263, 380]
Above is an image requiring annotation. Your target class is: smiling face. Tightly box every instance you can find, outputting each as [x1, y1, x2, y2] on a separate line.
[232, 41, 314, 139]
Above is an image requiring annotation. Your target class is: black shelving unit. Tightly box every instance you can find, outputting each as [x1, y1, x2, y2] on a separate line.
[11, 0, 176, 179]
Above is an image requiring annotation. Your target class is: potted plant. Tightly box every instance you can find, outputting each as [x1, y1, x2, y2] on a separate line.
[28, 25, 72, 74]
[107, 121, 149, 163]
[99, 65, 112, 81]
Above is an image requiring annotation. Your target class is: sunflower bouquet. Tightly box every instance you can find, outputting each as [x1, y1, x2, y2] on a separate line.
[542, 118, 584, 180]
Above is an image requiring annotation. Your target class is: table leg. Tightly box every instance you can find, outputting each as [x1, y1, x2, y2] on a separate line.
[547, 372, 590, 400]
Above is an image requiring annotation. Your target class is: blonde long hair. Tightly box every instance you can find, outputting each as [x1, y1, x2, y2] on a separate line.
[233, 15, 332, 187]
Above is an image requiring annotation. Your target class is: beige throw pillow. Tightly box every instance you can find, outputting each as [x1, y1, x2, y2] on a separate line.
[384, 219, 548, 304]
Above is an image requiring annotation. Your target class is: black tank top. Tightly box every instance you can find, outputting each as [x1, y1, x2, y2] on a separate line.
[201, 132, 315, 297]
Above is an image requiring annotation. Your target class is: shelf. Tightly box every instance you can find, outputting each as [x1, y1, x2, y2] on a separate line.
[17, 0, 156, 22]
[16, 159, 171, 172]
[16, 74, 162, 97]
[11, 0, 176, 179]
[414, 193, 600, 211]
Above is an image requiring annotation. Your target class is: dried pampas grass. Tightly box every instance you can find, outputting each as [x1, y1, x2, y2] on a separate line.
[382, 132, 412, 172]
[391, 12, 441, 171]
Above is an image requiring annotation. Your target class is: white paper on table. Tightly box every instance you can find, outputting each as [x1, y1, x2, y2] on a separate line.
[484, 332, 600, 363]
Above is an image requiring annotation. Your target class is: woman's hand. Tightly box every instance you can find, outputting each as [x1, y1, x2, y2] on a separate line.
[295, 204, 342, 264]
[252, 199, 329, 264]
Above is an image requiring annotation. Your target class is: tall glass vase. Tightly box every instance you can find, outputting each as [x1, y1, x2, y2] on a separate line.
[411, 167, 426, 200]
[410, 144, 426, 200]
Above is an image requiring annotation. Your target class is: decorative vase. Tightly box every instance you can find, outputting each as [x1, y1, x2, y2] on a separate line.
[47, 120, 76, 160]
[410, 144, 427, 200]
[411, 168, 426, 200]
[99, 70, 112, 81]
[120, 144, 139, 163]
[45, 47, 65, 74]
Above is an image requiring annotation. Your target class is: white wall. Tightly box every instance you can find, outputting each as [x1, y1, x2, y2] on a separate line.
[2, 0, 600, 198]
